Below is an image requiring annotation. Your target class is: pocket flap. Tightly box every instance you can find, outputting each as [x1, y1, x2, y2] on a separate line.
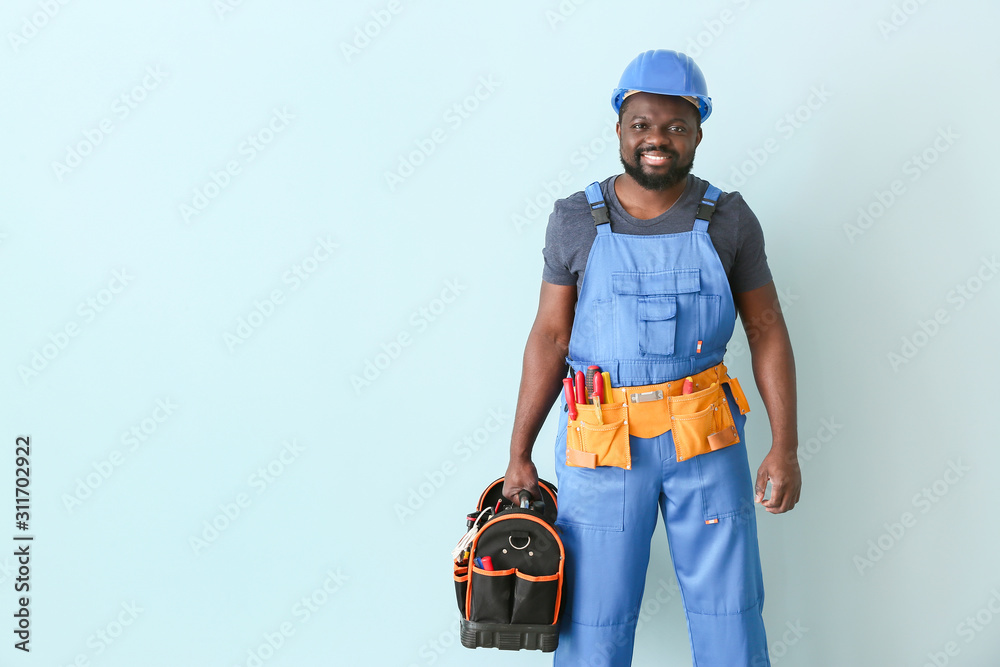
[612, 269, 701, 295]
[639, 296, 676, 321]
[708, 426, 739, 450]
[566, 448, 597, 468]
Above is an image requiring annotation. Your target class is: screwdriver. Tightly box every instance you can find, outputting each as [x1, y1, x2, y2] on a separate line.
[575, 371, 587, 407]
[592, 374, 604, 425]
[563, 378, 578, 421]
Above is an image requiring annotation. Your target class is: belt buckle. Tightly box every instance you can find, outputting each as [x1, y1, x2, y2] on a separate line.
[629, 390, 663, 403]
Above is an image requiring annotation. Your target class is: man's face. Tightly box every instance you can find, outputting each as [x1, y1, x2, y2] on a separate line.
[617, 93, 703, 191]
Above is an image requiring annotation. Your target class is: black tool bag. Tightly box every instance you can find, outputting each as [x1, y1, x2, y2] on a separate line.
[453, 477, 564, 652]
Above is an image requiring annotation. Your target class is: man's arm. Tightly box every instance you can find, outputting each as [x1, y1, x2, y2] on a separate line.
[502, 281, 577, 503]
[733, 281, 801, 514]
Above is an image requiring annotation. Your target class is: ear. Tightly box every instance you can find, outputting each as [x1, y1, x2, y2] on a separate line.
[695, 126, 703, 148]
[615, 121, 621, 140]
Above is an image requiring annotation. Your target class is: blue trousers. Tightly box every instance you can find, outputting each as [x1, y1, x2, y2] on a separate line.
[553, 386, 770, 666]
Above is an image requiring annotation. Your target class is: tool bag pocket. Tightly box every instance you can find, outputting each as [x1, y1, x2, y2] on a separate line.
[566, 403, 630, 469]
[668, 383, 739, 462]
[454, 562, 470, 614]
[511, 571, 560, 625]
[468, 567, 516, 624]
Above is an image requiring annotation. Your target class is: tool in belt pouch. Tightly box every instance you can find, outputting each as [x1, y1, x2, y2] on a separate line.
[565, 362, 751, 468]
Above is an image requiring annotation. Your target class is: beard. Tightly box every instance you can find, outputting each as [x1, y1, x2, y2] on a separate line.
[620, 144, 694, 191]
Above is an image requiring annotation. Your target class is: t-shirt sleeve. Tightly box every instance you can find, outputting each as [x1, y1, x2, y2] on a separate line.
[729, 196, 773, 293]
[541, 202, 577, 286]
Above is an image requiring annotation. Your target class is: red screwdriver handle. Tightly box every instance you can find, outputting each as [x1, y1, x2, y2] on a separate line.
[563, 378, 578, 421]
[575, 371, 587, 407]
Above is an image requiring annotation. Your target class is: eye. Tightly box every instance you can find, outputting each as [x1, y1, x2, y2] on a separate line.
[631, 123, 646, 130]
[669, 125, 687, 133]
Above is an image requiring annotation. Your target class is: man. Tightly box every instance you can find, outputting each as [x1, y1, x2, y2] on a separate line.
[502, 50, 801, 666]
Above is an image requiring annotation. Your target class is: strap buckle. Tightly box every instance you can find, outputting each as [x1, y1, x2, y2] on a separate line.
[695, 200, 716, 221]
[589, 202, 610, 226]
[584, 181, 611, 226]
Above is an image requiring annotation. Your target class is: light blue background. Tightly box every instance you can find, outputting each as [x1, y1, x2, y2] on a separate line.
[3, 1, 999, 665]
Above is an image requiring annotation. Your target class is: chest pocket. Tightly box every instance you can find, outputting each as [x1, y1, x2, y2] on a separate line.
[613, 269, 701, 358]
[638, 297, 676, 356]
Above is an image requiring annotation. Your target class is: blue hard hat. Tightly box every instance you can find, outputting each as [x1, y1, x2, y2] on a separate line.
[612, 50, 712, 122]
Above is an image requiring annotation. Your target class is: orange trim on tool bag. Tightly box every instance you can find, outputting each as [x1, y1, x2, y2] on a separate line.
[464, 513, 565, 623]
[514, 571, 560, 583]
[472, 566, 516, 576]
[552, 568, 563, 625]
[540, 480, 558, 510]
[477, 478, 501, 511]
[476, 479, 559, 511]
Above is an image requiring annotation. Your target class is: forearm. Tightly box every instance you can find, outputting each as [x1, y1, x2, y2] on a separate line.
[509, 330, 569, 463]
[747, 325, 798, 456]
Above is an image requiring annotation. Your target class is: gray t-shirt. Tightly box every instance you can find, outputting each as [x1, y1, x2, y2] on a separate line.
[542, 174, 772, 295]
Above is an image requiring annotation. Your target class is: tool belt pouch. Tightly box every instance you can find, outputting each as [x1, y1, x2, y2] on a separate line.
[565, 403, 630, 470]
[669, 382, 743, 462]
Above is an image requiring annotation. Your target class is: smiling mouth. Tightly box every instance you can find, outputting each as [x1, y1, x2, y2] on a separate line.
[639, 152, 674, 166]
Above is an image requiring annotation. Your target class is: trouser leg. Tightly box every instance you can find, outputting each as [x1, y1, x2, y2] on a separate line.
[659, 401, 770, 667]
[553, 429, 660, 667]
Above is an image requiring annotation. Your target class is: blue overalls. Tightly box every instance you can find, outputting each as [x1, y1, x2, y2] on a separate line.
[553, 180, 770, 666]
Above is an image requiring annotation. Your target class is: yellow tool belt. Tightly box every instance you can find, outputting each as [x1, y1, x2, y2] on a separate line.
[566, 361, 750, 469]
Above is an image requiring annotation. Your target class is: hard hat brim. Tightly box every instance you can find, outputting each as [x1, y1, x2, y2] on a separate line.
[612, 87, 712, 122]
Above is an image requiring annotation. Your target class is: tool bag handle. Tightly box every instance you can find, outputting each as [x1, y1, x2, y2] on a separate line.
[518, 490, 531, 509]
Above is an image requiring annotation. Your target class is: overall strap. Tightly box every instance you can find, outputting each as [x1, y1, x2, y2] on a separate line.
[584, 182, 612, 235]
[693, 183, 722, 232]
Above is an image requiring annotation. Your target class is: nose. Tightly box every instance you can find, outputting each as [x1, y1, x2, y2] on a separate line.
[640, 126, 672, 151]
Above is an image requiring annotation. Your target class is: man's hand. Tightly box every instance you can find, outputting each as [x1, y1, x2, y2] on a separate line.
[503, 457, 540, 505]
[755, 448, 801, 513]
